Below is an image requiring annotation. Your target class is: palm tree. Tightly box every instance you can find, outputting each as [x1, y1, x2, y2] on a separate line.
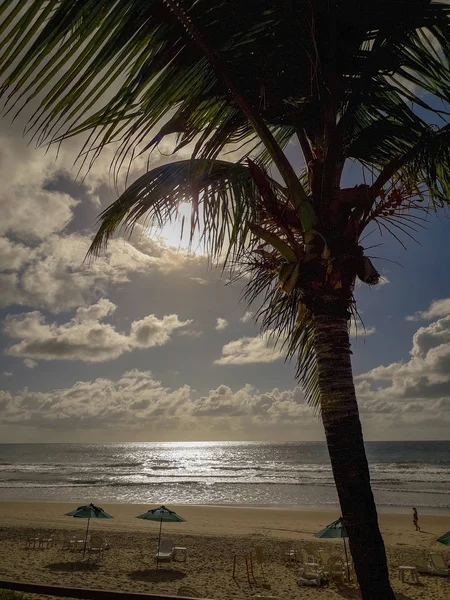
[1, 2, 450, 597]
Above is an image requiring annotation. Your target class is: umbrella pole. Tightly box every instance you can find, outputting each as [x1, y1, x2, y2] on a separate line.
[83, 517, 90, 558]
[157, 519, 163, 570]
[343, 537, 350, 582]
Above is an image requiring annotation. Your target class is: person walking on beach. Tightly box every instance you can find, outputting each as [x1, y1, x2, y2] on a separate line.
[413, 507, 420, 531]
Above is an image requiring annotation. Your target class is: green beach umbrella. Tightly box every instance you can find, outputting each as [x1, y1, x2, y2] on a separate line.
[315, 517, 350, 580]
[136, 505, 186, 568]
[437, 530, 450, 545]
[65, 503, 113, 557]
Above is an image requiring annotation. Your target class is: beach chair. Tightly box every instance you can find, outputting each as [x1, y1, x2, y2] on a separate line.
[87, 534, 104, 562]
[300, 548, 318, 569]
[254, 546, 266, 583]
[429, 553, 449, 576]
[25, 534, 40, 549]
[328, 557, 346, 583]
[39, 534, 54, 549]
[297, 564, 323, 587]
[155, 539, 175, 562]
[413, 557, 435, 575]
[318, 550, 332, 573]
[282, 546, 297, 563]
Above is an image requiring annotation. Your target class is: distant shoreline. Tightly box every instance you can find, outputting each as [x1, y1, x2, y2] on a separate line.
[0, 499, 448, 517]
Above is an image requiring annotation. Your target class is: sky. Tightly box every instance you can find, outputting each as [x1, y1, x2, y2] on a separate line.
[1, 105, 450, 443]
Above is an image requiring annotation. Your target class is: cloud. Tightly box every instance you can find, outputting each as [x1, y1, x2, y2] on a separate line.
[354, 314, 450, 434]
[240, 311, 254, 323]
[406, 298, 450, 321]
[178, 329, 203, 338]
[215, 318, 228, 331]
[377, 275, 390, 287]
[4, 299, 191, 363]
[1, 372, 12, 378]
[191, 277, 208, 285]
[215, 332, 284, 365]
[24, 359, 37, 369]
[0, 369, 316, 440]
[0, 150, 78, 242]
[350, 320, 376, 338]
[0, 231, 208, 313]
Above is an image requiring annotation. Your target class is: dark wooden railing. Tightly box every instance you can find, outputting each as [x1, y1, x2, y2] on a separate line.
[0, 580, 213, 600]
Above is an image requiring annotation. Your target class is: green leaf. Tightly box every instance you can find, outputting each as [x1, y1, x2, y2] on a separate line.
[248, 224, 297, 263]
[88, 159, 257, 262]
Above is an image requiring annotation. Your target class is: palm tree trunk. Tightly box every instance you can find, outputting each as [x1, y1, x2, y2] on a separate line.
[312, 312, 396, 600]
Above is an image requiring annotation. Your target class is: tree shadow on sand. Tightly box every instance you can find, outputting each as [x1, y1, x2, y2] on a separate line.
[333, 583, 417, 600]
[333, 582, 361, 599]
[45, 561, 100, 573]
[128, 569, 186, 584]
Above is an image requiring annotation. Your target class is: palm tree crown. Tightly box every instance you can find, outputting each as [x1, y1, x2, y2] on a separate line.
[1, 2, 450, 598]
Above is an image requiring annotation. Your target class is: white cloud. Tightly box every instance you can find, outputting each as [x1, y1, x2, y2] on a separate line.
[215, 331, 284, 365]
[1, 372, 13, 378]
[240, 311, 254, 323]
[0, 133, 80, 241]
[406, 298, 450, 321]
[191, 277, 208, 285]
[215, 318, 228, 331]
[350, 320, 376, 338]
[354, 314, 450, 435]
[24, 359, 38, 369]
[4, 299, 191, 363]
[0, 230, 208, 313]
[0, 238, 31, 271]
[0, 369, 316, 440]
[178, 329, 203, 338]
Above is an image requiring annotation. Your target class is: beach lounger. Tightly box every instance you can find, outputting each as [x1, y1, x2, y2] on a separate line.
[412, 553, 448, 577]
[429, 553, 449, 576]
[413, 558, 434, 575]
[155, 539, 175, 562]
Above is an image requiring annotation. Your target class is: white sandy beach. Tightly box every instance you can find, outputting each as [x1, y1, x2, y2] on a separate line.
[0, 502, 449, 599]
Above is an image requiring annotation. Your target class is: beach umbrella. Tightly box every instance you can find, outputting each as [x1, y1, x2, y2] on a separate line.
[65, 503, 113, 557]
[315, 517, 350, 580]
[136, 505, 186, 568]
[437, 530, 450, 545]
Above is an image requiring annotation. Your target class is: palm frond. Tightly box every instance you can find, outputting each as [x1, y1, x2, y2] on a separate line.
[88, 158, 259, 262]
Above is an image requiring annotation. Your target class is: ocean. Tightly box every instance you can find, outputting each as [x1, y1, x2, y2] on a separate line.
[0, 441, 449, 512]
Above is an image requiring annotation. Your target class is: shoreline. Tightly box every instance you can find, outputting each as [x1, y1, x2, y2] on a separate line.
[1, 501, 449, 545]
[1, 499, 449, 516]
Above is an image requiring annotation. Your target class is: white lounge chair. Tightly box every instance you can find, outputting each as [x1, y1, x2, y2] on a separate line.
[300, 548, 319, 569]
[155, 539, 174, 562]
[87, 534, 104, 561]
[413, 557, 434, 574]
[429, 553, 449, 576]
[297, 564, 323, 587]
[328, 557, 345, 583]
[318, 550, 332, 575]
